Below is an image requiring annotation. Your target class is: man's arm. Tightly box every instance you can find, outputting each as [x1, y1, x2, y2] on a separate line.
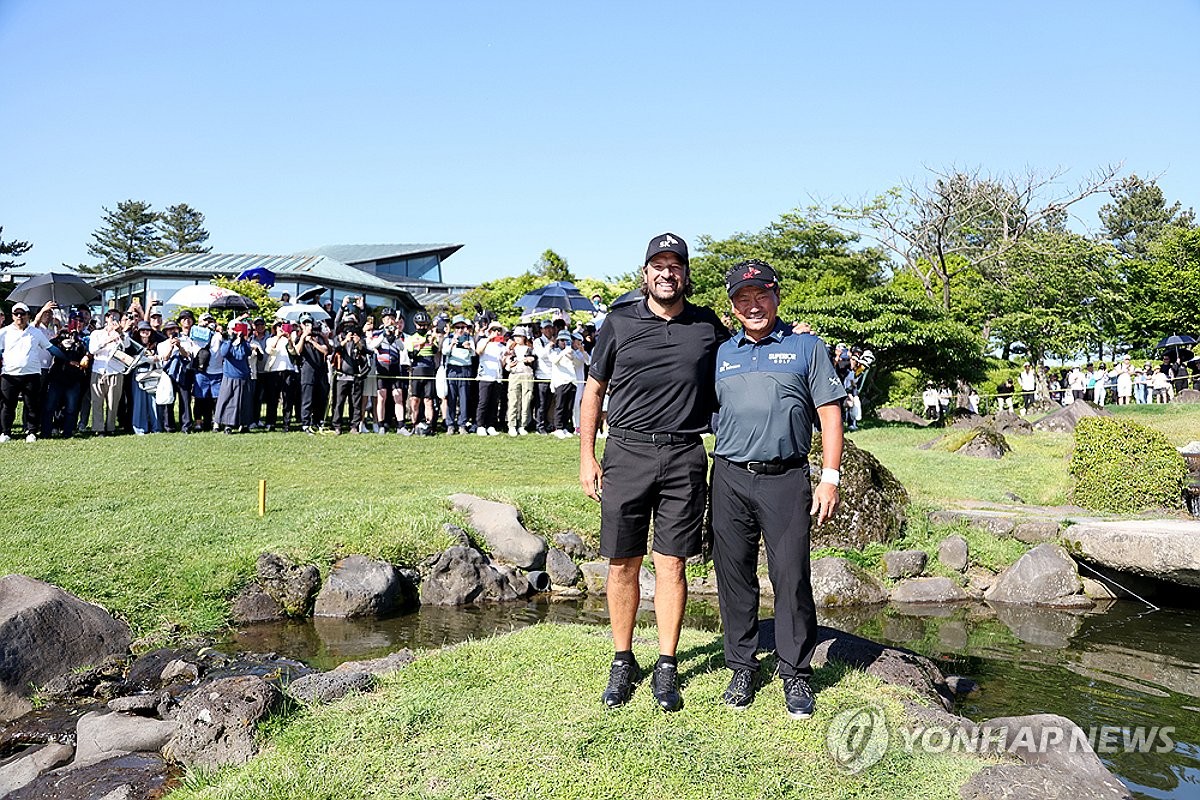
[811, 402, 844, 525]
[578, 376, 608, 502]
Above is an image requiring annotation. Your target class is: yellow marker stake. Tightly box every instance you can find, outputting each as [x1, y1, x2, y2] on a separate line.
[258, 479, 267, 517]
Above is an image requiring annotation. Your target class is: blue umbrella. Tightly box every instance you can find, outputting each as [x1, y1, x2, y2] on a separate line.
[236, 266, 276, 287]
[514, 281, 595, 313]
[1155, 334, 1197, 349]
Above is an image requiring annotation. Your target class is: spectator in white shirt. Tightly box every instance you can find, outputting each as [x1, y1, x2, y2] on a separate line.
[549, 330, 586, 438]
[474, 322, 506, 435]
[87, 309, 130, 436]
[0, 302, 55, 442]
[532, 319, 557, 434]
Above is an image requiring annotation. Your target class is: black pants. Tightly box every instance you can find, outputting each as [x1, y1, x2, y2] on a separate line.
[263, 371, 298, 429]
[534, 380, 553, 432]
[332, 377, 364, 431]
[475, 380, 501, 430]
[553, 383, 575, 432]
[0, 373, 43, 436]
[711, 457, 817, 679]
[175, 375, 194, 431]
[300, 379, 329, 428]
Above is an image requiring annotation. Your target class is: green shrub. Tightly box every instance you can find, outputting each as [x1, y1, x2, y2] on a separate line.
[1070, 417, 1187, 513]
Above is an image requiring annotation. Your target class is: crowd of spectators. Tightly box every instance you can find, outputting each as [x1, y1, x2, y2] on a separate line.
[919, 357, 1198, 421]
[0, 296, 604, 441]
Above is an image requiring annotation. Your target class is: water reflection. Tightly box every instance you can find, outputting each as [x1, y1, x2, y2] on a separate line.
[223, 597, 1198, 799]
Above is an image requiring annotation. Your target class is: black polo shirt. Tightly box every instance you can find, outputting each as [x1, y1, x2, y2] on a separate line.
[589, 298, 729, 435]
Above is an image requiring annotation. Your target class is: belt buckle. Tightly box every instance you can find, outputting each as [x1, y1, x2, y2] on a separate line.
[746, 461, 764, 473]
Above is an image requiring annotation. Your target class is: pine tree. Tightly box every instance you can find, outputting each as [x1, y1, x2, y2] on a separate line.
[85, 200, 162, 274]
[0, 226, 33, 272]
[156, 203, 211, 255]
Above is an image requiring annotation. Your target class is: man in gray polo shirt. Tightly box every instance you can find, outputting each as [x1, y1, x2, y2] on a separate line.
[711, 259, 845, 719]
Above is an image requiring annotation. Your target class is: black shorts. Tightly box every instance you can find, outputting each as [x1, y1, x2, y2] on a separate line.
[377, 376, 406, 392]
[599, 437, 709, 560]
[410, 367, 436, 400]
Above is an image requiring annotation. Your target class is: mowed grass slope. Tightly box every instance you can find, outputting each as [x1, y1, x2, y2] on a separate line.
[0, 432, 596, 637]
[169, 624, 990, 800]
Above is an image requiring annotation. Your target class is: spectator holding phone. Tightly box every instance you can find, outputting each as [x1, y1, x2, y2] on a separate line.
[441, 314, 475, 434]
[504, 326, 535, 435]
[474, 321, 507, 435]
[0, 302, 55, 442]
[297, 314, 330, 433]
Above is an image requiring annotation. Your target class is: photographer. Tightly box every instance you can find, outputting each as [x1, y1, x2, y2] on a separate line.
[368, 309, 410, 434]
[474, 321, 506, 435]
[440, 314, 475, 434]
[297, 314, 330, 433]
[43, 322, 90, 438]
[504, 325, 535, 435]
[192, 313, 224, 431]
[155, 319, 192, 432]
[88, 309, 130, 436]
[263, 320, 299, 431]
[406, 310, 439, 435]
[532, 319, 556, 434]
[331, 325, 370, 434]
[128, 322, 164, 435]
[215, 319, 261, 433]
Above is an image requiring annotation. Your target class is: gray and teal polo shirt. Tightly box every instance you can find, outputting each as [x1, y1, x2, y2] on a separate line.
[714, 322, 847, 463]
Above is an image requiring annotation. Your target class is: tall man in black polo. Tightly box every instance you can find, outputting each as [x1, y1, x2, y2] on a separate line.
[579, 233, 729, 712]
[712, 260, 845, 719]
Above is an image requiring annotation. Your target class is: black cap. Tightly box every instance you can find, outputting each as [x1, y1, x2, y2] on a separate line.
[725, 259, 779, 298]
[645, 232, 688, 266]
[177, 309, 195, 319]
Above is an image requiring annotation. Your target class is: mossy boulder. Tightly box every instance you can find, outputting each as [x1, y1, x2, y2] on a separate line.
[808, 436, 908, 550]
[1070, 417, 1188, 513]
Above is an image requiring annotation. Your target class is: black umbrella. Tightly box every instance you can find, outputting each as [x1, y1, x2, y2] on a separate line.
[296, 286, 327, 304]
[515, 281, 596, 313]
[8, 272, 100, 308]
[209, 294, 259, 311]
[610, 288, 643, 308]
[1156, 334, 1197, 349]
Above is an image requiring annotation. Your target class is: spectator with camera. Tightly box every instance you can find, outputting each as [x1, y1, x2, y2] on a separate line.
[127, 322, 165, 435]
[331, 324, 370, 434]
[504, 325, 536, 436]
[549, 330, 586, 438]
[262, 321, 299, 431]
[191, 313, 225, 431]
[474, 321, 507, 435]
[153, 319, 191, 432]
[406, 310, 440, 435]
[43, 322, 90, 438]
[215, 319, 261, 433]
[368, 309, 410, 434]
[88, 309, 131, 436]
[532, 319, 556, 435]
[297, 314, 331, 433]
[441, 314, 475, 434]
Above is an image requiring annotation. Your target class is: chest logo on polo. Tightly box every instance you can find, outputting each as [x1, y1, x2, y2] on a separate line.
[719, 360, 742, 373]
[768, 352, 796, 364]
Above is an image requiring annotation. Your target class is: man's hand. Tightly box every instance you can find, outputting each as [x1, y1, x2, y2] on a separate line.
[579, 455, 603, 502]
[810, 481, 839, 525]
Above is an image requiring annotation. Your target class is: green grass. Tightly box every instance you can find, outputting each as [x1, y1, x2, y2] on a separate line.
[0, 432, 594, 640]
[169, 624, 991, 800]
[848, 424, 1075, 506]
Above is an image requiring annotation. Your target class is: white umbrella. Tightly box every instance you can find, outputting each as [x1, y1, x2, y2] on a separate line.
[163, 284, 243, 308]
[275, 303, 331, 322]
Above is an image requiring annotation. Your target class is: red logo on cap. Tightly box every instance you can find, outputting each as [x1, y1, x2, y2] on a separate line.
[742, 266, 761, 279]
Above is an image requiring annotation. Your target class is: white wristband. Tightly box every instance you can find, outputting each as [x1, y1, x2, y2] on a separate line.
[820, 468, 841, 486]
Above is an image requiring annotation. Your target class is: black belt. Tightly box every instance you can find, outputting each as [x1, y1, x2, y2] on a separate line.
[718, 455, 809, 475]
[606, 426, 701, 445]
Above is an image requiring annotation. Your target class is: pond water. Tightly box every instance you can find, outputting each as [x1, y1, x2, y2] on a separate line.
[224, 597, 1199, 799]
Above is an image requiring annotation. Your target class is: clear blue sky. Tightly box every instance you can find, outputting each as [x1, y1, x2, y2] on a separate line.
[2, 0, 1197, 286]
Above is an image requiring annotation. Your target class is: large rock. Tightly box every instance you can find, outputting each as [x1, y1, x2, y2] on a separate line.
[1033, 401, 1111, 433]
[230, 585, 284, 624]
[545, 548, 581, 587]
[1066, 519, 1200, 588]
[929, 510, 1017, 538]
[985, 544, 1086, 606]
[553, 531, 597, 561]
[256, 552, 321, 616]
[4, 752, 172, 800]
[890, 577, 969, 604]
[810, 557, 888, 607]
[579, 561, 608, 595]
[448, 493, 548, 569]
[876, 406, 932, 426]
[809, 626, 954, 709]
[807, 437, 908, 550]
[0, 743, 74, 796]
[330, 649, 415, 676]
[955, 426, 1011, 459]
[991, 411, 1034, 436]
[1173, 388, 1200, 403]
[73, 710, 176, 765]
[286, 671, 375, 705]
[960, 713, 1132, 799]
[419, 546, 527, 605]
[0, 576, 132, 722]
[164, 675, 282, 768]
[314, 555, 409, 618]
[1014, 519, 1060, 544]
[884, 550, 928, 579]
[938, 535, 970, 571]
